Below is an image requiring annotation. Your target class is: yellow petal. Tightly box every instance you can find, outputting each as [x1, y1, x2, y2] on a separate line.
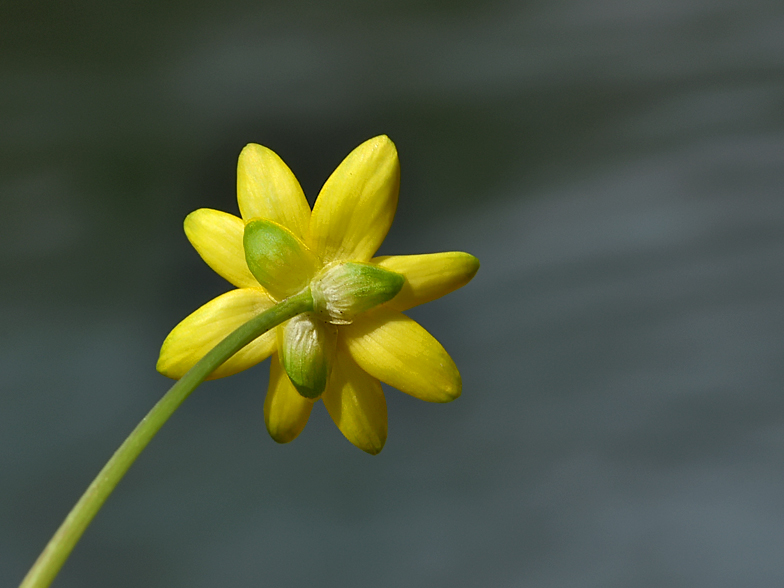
[237, 143, 311, 240]
[322, 345, 387, 454]
[157, 288, 277, 380]
[264, 352, 314, 443]
[342, 308, 461, 403]
[184, 209, 259, 289]
[372, 252, 480, 312]
[309, 135, 400, 263]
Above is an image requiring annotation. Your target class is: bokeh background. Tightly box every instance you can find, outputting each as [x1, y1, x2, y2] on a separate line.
[3, 0, 784, 586]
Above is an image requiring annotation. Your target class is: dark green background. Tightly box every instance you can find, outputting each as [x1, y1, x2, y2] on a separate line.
[3, 1, 784, 586]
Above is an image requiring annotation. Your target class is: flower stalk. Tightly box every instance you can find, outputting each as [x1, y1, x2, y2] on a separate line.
[21, 134, 480, 587]
[19, 289, 314, 588]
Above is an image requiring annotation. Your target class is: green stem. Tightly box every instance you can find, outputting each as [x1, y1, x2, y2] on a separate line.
[20, 289, 314, 588]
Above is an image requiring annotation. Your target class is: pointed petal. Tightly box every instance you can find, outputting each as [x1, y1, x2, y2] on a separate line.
[265, 351, 314, 443]
[309, 136, 400, 263]
[157, 288, 277, 380]
[342, 308, 461, 403]
[237, 143, 311, 240]
[322, 346, 387, 454]
[184, 209, 259, 289]
[372, 252, 480, 311]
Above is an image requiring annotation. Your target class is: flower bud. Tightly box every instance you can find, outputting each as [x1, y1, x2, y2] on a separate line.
[244, 219, 320, 299]
[279, 313, 336, 399]
[310, 262, 405, 325]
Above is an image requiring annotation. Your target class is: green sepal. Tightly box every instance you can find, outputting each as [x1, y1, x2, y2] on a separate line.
[278, 313, 336, 399]
[243, 219, 319, 299]
[311, 262, 405, 324]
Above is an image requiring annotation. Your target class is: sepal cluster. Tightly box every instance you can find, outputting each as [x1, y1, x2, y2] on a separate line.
[311, 262, 404, 325]
[278, 314, 336, 399]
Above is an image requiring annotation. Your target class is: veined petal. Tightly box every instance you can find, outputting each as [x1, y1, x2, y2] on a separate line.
[342, 308, 461, 403]
[372, 252, 480, 311]
[157, 288, 277, 380]
[265, 352, 314, 443]
[309, 135, 399, 263]
[322, 345, 387, 454]
[184, 209, 259, 289]
[237, 143, 311, 240]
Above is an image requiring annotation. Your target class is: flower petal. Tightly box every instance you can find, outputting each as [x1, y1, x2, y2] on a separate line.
[157, 288, 277, 380]
[342, 308, 461, 403]
[237, 143, 311, 240]
[322, 345, 387, 454]
[265, 352, 314, 443]
[372, 252, 480, 311]
[184, 209, 259, 289]
[309, 135, 400, 263]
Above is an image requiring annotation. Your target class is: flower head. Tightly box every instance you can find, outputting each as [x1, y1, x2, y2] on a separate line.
[157, 136, 479, 454]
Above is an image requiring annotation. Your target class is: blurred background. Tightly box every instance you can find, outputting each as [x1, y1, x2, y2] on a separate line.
[3, 0, 784, 586]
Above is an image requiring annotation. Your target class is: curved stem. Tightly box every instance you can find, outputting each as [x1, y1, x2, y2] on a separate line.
[20, 289, 314, 588]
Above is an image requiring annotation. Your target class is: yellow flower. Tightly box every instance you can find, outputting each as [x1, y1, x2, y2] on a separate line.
[157, 136, 479, 454]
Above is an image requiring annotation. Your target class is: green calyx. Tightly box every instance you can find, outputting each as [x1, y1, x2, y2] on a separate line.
[243, 219, 320, 300]
[279, 313, 336, 399]
[310, 262, 405, 325]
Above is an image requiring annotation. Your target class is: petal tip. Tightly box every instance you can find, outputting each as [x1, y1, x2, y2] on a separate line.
[265, 399, 313, 444]
[155, 356, 177, 380]
[345, 430, 386, 455]
[362, 440, 385, 455]
[369, 134, 395, 149]
[238, 142, 266, 159]
[465, 253, 481, 278]
[267, 427, 299, 444]
[155, 336, 180, 380]
[440, 380, 462, 403]
[428, 366, 462, 403]
[182, 207, 213, 235]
